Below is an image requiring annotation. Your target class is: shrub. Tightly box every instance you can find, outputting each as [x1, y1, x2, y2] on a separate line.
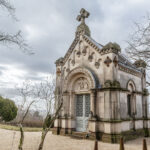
[0, 96, 18, 122]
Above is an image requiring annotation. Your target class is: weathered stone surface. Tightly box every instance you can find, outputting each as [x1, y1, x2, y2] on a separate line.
[53, 8, 149, 143]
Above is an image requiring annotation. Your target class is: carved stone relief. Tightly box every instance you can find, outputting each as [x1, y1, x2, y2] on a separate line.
[56, 68, 61, 76]
[64, 67, 96, 91]
[104, 56, 112, 67]
[71, 60, 75, 66]
[88, 52, 94, 62]
[66, 68, 70, 72]
[82, 46, 88, 56]
[76, 50, 81, 57]
[113, 56, 118, 67]
[95, 58, 101, 69]
[74, 77, 89, 91]
[71, 50, 76, 66]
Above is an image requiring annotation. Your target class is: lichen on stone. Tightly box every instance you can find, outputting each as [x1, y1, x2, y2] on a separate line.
[102, 42, 121, 52]
[76, 22, 91, 37]
[134, 59, 147, 68]
[104, 80, 120, 88]
[55, 57, 64, 66]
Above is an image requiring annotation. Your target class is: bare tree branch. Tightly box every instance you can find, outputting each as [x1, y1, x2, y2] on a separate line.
[36, 74, 63, 150]
[0, 0, 34, 54]
[126, 14, 150, 67]
[16, 81, 36, 150]
[126, 13, 150, 87]
[0, 0, 15, 18]
[146, 81, 150, 87]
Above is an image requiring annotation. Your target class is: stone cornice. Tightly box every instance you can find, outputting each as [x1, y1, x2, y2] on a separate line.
[100, 42, 121, 55]
[96, 87, 145, 95]
[97, 87, 128, 92]
[82, 35, 102, 52]
[118, 64, 142, 77]
[100, 48, 120, 55]
[91, 118, 150, 123]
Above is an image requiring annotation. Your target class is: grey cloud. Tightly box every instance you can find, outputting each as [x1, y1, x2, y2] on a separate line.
[0, 87, 18, 99]
[0, 0, 150, 99]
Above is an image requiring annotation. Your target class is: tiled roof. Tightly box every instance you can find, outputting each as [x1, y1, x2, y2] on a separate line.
[118, 54, 142, 73]
[84, 35, 103, 49]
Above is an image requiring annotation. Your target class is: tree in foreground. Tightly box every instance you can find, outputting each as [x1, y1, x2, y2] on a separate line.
[0, 96, 18, 122]
[126, 13, 150, 86]
[36, 75, 63, 150]
[16, 81, 36, 150]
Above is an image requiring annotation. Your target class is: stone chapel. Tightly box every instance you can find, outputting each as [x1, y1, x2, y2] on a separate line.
[52, 8, 150, 143]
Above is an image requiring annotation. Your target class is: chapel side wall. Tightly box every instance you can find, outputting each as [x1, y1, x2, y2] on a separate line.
[96, 91, 105, 119]
[96, 91, 112, 120]
[118, 70, 143, 119]
[96, 90, 121, 120]
[136, 94, 143, 118]
[119, 92, 143, 119]
[118, 70, 142, 91]
[120, 92, 128, 119]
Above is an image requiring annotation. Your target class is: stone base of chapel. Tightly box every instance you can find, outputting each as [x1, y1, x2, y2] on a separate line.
[51, 127, 150, 143]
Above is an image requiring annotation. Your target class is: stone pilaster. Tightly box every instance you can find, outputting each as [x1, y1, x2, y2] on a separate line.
[90, 89, 96, 117]
[69, 91, 75, 117]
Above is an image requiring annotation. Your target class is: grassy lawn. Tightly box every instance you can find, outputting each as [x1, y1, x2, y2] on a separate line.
[0, 124, 42, 132]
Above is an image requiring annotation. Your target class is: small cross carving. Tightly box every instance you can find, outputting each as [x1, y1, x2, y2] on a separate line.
[76, 8, 90, 23]
[104, 56, 112, 67]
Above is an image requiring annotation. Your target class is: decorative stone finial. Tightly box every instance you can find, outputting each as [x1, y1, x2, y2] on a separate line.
[76, 8, 91, 37]
[100, 42, 121, 55]
[134, 59, 147, 68]
[55, 57, 64, 66]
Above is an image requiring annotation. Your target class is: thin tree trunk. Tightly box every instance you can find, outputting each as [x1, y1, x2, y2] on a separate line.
[18, 124, 24, 150]
[38, 103, 62, 150]
[38, 130, 48, 150]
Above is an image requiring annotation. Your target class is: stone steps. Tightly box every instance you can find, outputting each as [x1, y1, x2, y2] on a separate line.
[70, 132, 91, 140]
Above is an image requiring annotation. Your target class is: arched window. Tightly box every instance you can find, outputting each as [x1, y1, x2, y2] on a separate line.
[127, 80, 136, 117]
[127, 94, 132, 116]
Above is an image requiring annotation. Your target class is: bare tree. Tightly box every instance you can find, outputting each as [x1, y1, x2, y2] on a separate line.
[16, 81, 36, 150]
[15, 74, 62, 150]
[0, 0, 33, 54]
[35, 75, 62, 150]
[126, 13, 150, 86]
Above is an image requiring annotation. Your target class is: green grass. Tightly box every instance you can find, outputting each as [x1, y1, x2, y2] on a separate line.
[0, 124, 42, 132]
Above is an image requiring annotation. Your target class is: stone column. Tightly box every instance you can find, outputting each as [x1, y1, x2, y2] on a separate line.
[69, 91, 75, 117]
[62, 91, 69, 116]
[90, 89, 96, 117]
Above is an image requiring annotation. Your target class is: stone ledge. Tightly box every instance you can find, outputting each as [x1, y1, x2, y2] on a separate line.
[52, 127, 150, 143]
[95, 118, 150, 123]
[97, 87, 145, 95]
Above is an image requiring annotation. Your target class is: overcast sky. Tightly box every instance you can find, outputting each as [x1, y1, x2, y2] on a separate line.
[0, 0, 150, 100]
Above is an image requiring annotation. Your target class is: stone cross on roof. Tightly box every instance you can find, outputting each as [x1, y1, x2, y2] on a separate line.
[76, 8, 90, 23]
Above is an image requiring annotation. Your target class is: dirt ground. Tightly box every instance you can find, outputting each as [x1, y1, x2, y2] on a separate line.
[0, 129, 150, 150]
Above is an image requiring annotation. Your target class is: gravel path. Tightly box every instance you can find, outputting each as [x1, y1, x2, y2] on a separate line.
[0, 129, 149, 150]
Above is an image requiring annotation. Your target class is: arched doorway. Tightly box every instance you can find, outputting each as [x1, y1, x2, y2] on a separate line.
[64, 67, 98, 132]
[127, 80, 136, 117]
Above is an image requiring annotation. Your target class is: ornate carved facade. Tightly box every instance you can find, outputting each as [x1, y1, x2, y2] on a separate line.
[53, 8, 150, 143]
